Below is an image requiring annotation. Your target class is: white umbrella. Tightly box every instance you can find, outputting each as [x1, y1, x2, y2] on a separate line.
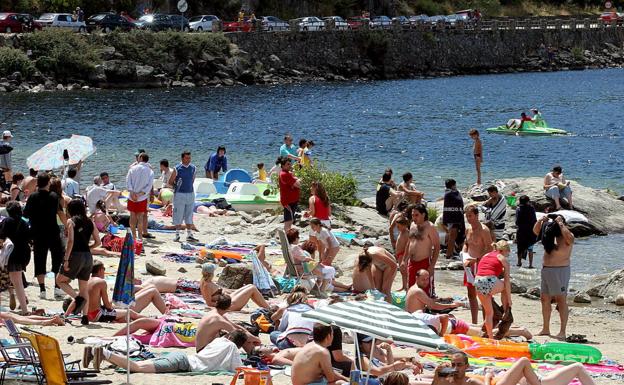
[26, 135, 96, 171]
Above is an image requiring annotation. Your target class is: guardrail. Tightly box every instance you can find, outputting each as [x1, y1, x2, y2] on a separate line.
[215, 17, 623, 33]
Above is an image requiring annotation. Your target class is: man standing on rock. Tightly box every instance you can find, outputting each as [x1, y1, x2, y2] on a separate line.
[533, 214, 574, 340]
[403, 203, 440, 296]
[461, 204, 493, 324]
[278, 158, 300, 231]
[169, 151, 198, 243]
[126, 152, 154, 243]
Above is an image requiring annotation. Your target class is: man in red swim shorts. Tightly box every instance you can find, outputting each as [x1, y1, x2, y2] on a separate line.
[126, 152, 154, 242]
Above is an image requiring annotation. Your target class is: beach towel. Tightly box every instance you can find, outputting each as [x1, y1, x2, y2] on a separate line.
[249, 251, 278, 296]
[164, 293, 189, 309]
[162, 253, 196, 263]
[133, 319, 198, 348]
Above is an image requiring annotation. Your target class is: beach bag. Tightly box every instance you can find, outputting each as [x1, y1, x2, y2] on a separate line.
[250, 308, 275, 333]
[274, 276, 297, 293]
[212, 198, 232, 210]
[0, 238, 14, 268]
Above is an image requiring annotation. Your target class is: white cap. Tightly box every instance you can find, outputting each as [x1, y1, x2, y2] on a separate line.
[2, 130, 12, 138]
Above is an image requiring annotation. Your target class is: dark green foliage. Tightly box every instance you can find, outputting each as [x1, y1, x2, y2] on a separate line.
[0, 47, 35, 77]
[293, 164, 359, 206]
[20, 29, 100, 79]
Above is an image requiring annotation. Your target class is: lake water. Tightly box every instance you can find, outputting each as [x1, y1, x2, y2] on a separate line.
[1, 68, 623, 286]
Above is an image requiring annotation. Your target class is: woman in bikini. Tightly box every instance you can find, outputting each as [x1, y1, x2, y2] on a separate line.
[474, 240, 512, 339]
[92, 200, 116, 234]
[9, 172, 25, 201]
[199, 263, 270, 311]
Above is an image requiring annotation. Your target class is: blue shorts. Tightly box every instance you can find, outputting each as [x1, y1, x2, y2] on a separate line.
[173, 192, 195, 225]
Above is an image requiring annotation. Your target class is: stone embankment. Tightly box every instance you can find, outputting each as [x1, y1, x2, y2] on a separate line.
[1, 23, 624, 92]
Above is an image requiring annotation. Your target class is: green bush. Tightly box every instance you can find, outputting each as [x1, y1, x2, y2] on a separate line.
[0, 47, 35, 78]
[101, 30, 230, 71]
[293, 164, 359, 206]
[21, 29, 100, 79]
[427, 207, 438, 224]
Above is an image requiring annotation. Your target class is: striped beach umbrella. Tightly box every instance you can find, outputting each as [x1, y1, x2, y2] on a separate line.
[112, 232, 135, 307]
[302, 299, 449, 350]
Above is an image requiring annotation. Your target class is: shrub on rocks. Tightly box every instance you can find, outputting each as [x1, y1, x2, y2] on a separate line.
[293, 164, 359, 206]
[0, 47, 34, 78]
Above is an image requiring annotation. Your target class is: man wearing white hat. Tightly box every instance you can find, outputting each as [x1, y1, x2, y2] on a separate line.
[0, 130, 14, 191]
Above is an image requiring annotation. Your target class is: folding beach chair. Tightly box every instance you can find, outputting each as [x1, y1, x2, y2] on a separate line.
[31, 332, 111, 385]
[0, 337, 42, 384]
[277, 229, 321, 296]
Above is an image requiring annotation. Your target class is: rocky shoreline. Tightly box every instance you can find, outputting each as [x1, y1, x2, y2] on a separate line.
[1, 28, 624, 93]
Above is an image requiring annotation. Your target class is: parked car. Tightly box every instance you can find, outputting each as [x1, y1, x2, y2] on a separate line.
[425, 15, 446, 29]
[409, 14, 429, 26]
[222, 20, 253, 32]
[35, 13, 86, 32]
[0, 12, 40, 33]
[346, 16, 368, 30]
[86, 13, 134, 32]
[322, 16, 349, 30]
[370, 15, 392, 29]
[444, 14, 468, 28]
[189, 14, 219, 31]
[135, 14, 190, 32]
[392, 16, 410, 26]
[599, 11, 623, 23]
[260, 16, 289, 31]
[295, 16, 325, 31]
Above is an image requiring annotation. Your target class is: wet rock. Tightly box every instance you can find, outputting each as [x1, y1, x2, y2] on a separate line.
[135, 65, 155, 81]
[510, 279, 528, 294]
[217, 264, 253, 289]
[223, 78, 235, 86]
[28, 84, 45, 93]
[615, 294, 624, 306]
[573, 292, 591, 304]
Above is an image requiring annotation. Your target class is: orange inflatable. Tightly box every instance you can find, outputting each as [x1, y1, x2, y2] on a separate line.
[205, 249, 244, 260]
[444, 335, 531, 359]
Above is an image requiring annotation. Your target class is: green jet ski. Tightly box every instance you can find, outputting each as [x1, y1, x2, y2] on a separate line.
[487, 119, 568, 136]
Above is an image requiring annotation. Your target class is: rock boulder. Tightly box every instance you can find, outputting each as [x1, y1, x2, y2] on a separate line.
[500, 178, 624, 235]
[217, 264, 253, 289]
[585, 269, 624, 298]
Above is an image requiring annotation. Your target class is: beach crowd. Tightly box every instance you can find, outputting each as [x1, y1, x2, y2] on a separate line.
[0, 128, 596, 385]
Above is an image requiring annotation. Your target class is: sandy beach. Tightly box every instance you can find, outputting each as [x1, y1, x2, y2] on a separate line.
[3, 210, 624, 385]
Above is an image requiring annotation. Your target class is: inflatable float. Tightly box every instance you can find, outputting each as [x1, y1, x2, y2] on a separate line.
[444, 335, 602, 364]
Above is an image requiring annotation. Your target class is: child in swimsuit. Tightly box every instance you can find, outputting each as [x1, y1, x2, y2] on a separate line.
[395, 216, 410, 290]
[92, 200, 116, 234]
[469, 129, 482, 185]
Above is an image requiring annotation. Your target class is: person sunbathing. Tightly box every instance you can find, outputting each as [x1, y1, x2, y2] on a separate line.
[91, 330, 248, 374]
[411, 311, 532, 339]
[358, 334, 423, 378]
[135, 276, 201, 295]
[199, 263, 270, 311]
[251, 346, 302, 366]
[432, 352, 595, 385]
[64, 261, 169, 323]
[112, 317, 198, 348]
[0, 311, 65, 326]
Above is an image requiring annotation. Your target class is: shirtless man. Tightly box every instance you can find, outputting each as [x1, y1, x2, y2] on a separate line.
[291, 324, 348, 385]
[394, 216, 410, 290]
[402, 204, 440, 296]
[461, 205, 493, 324]
[195, 293, 261, 353]
[23, 168, 37, 198]
[199, 263, 270, 311]
[359, 246, 398, 302]
[65, 261, 167, 323]
[252, 346, 302, 366]
[533, 214, 574, 340]
[406, 270, 461, 314]
[397, 172, 424, 204]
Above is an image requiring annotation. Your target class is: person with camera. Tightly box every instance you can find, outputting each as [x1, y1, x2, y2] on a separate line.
[533, 213, 574, 340]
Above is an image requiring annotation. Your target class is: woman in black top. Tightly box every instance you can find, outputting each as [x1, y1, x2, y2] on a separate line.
[1, 201, 31, 314]
[56, 198, 101, 324]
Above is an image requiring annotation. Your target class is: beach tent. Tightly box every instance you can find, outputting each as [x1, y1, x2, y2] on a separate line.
[302, 299, 448, 350]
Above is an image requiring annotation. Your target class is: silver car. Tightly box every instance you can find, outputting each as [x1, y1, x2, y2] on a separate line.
[189, 15, 219, 32]
[36, 13, 86, 32]
[261, 16, 289, 31]
[370, 15, 392, 29]
[323, 16, 349, 30]
[295, 16, 325, 31]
